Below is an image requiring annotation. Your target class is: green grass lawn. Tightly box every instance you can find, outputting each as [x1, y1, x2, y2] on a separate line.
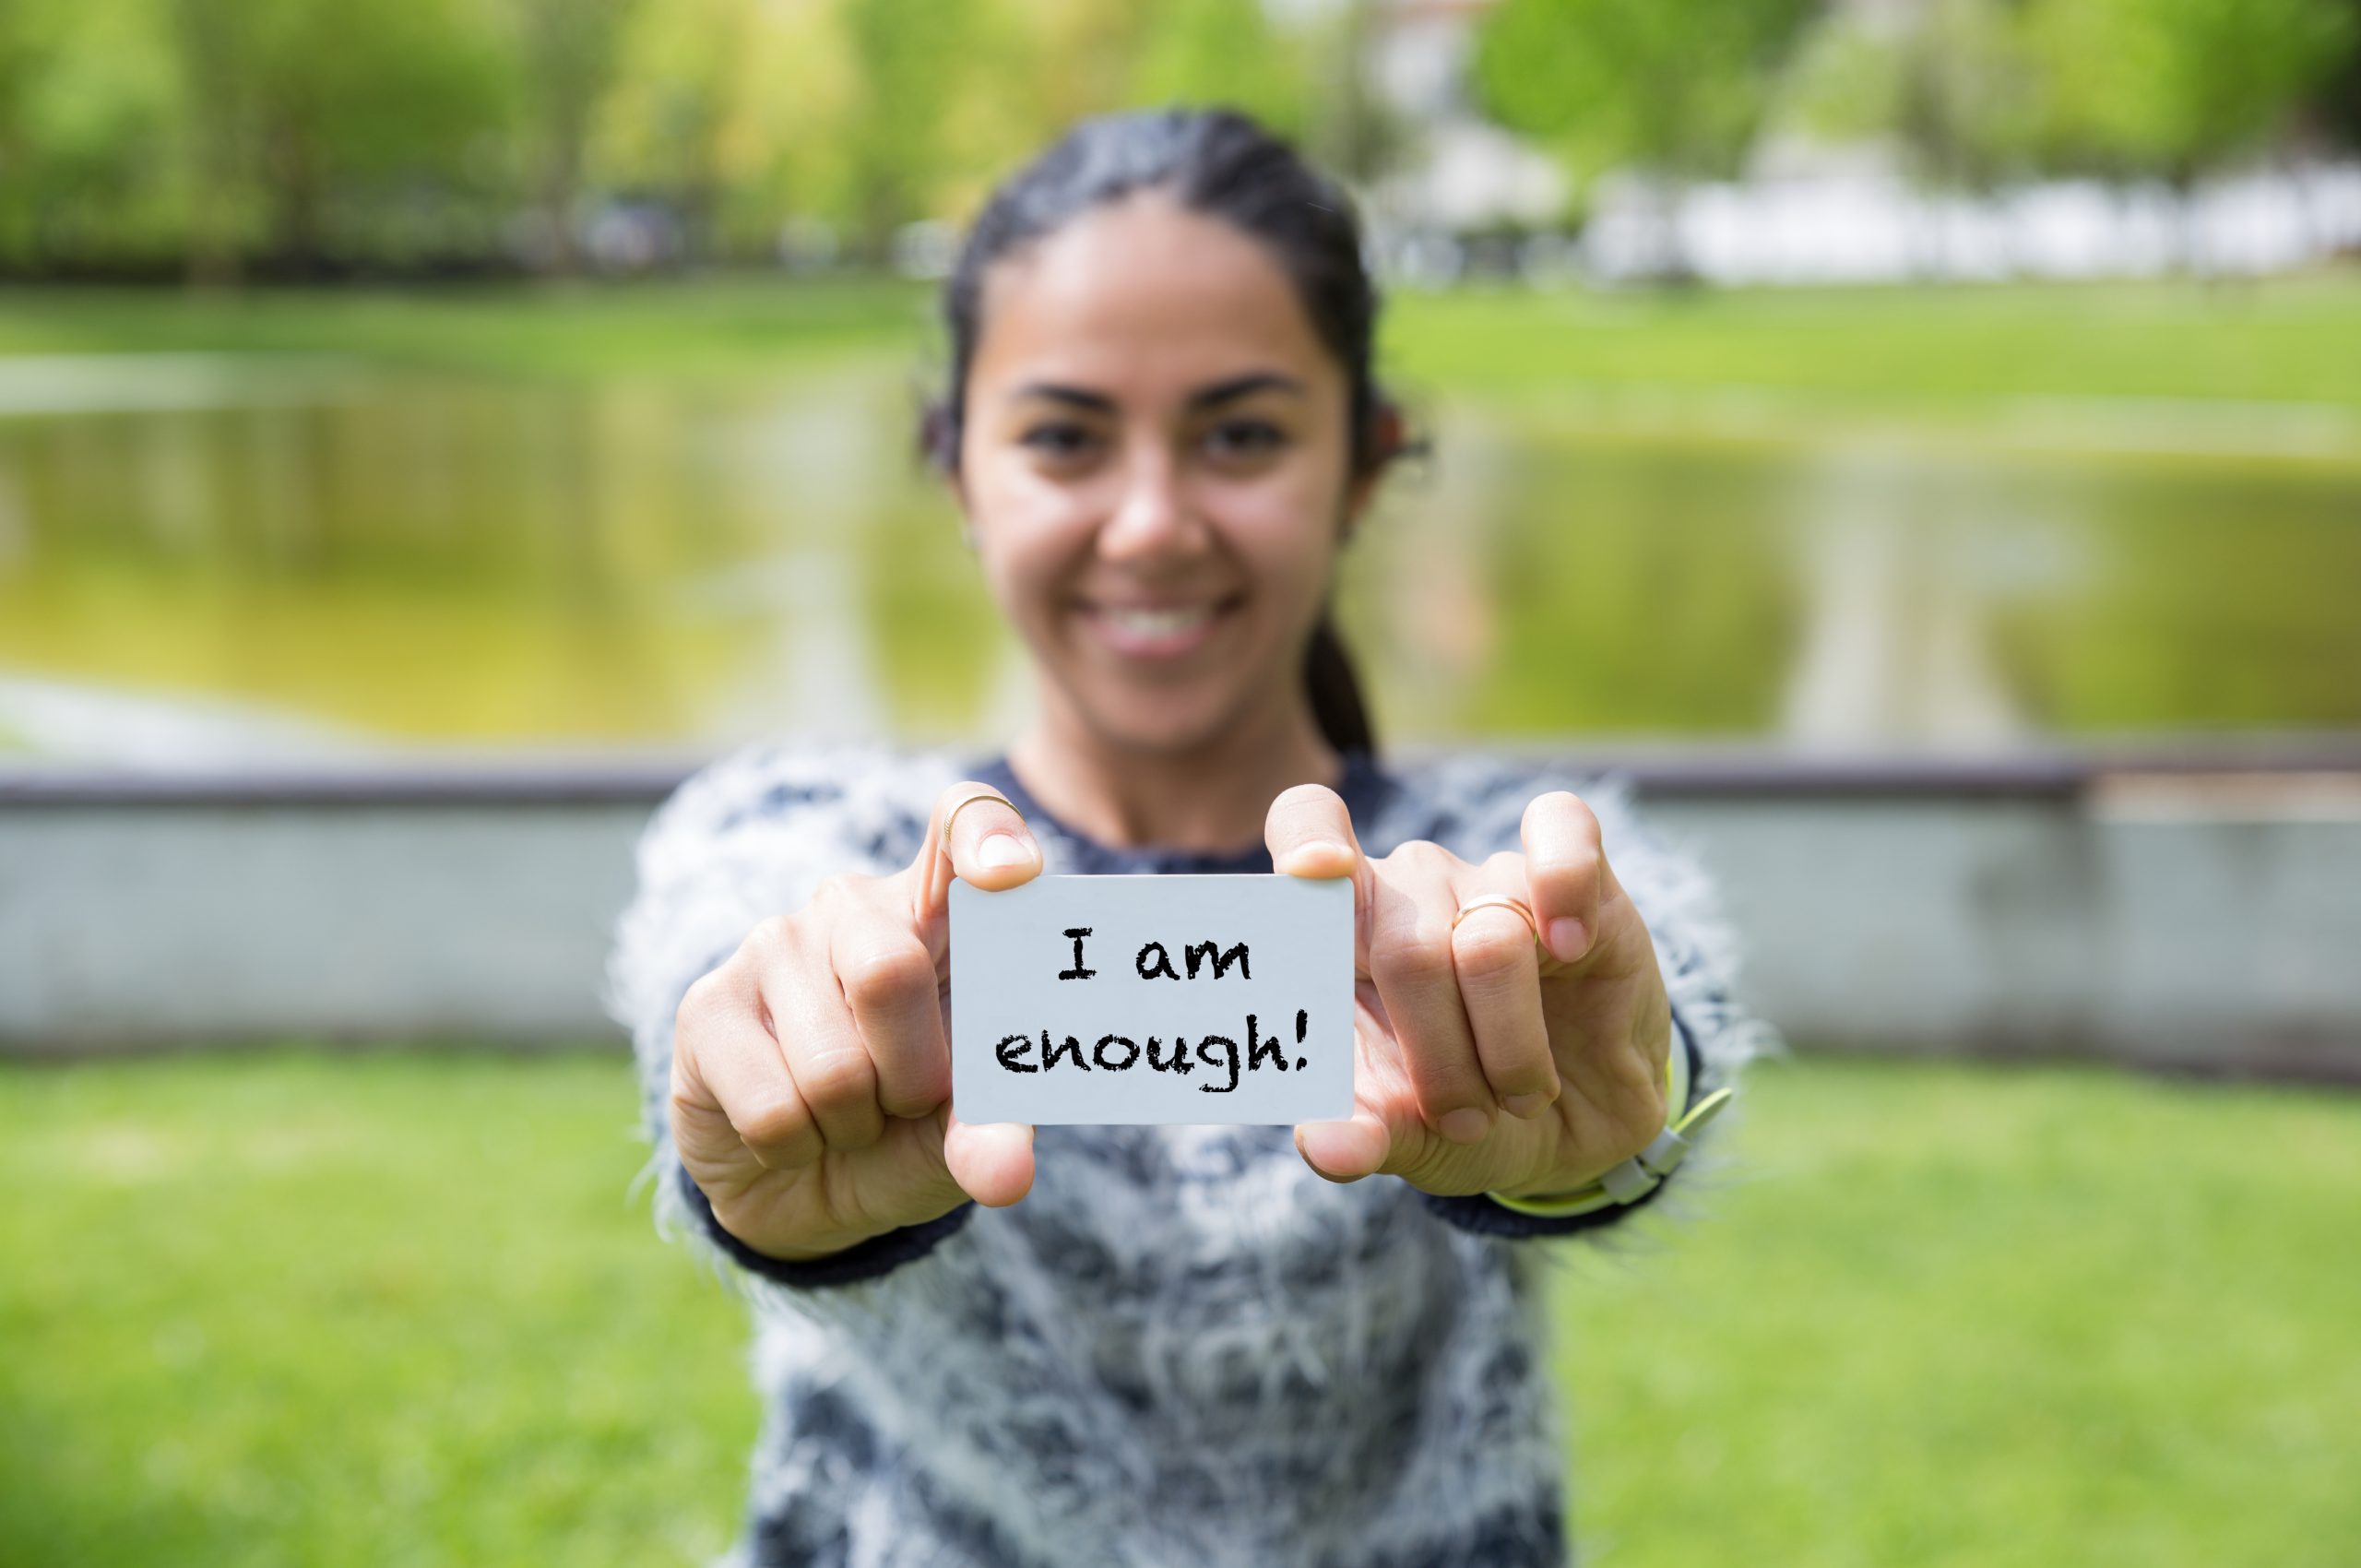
[5, 273, 2357, 415]
[0, 278, 933, 384]
[1384, 275, 2361, 417]
[3, 1051, 2354, 1567]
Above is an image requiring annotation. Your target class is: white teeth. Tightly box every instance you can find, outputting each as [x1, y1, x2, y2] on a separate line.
[1104, 605, 1212, 636]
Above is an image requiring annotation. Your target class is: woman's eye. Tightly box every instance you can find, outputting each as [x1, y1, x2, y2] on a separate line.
[1204, 420, 1286, 459]
[1020, 423, 1099, 461]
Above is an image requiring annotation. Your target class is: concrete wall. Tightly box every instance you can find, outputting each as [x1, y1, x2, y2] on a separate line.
[5, 755, 2357, 1079]
[1649, 778, 2361, 1080]
[1, 782, 649, 1050]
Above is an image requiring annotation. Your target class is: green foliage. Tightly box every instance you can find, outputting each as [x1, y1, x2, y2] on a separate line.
[836, 0, 996, 256]
[3, 1052, 2355, 1563]
[1129, 0, 1313, 147]
[170, 0, 516, 268]
[1567, 0, 2361, 202]
[2021, 0, 2358, 181]
[1788, 0, 2047, 188]
[5, 0, 2358, 276]
[2320, 1, 2361, 147]
[508, 0, 641, 268]
[1472, 0, 1819, 189]
[0, 0, 184, 268]
[0, 0, 1340, 279]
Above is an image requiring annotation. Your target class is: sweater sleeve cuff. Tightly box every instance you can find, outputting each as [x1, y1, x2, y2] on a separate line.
[674, 1158, 974, 1289]
[1418, 1004, 1706, 1241]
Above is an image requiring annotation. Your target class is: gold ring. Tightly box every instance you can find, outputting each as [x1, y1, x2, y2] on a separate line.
[1452, 893, 1542, 944]
[941, 787, 1023, 843]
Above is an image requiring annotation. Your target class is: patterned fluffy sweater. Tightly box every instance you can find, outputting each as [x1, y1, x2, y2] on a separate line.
[606, 740, 1774, 1568]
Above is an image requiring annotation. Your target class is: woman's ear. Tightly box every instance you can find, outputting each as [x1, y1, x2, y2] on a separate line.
[919, 399, 977, 543]
[1343, 403, 1406, 538]
[919, 398, 964, 484]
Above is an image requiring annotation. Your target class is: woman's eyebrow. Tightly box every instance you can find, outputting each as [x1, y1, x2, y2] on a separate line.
[1012, 383, 1115, 411]
[1007, 373, 1306, 412]
[1188, 372, 1305, 409]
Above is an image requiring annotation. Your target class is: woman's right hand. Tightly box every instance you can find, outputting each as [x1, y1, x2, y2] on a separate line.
[668, 782, 1045, 1263]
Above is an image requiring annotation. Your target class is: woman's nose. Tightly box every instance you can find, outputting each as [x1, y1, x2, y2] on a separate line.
[1097, 447, 1203, 559]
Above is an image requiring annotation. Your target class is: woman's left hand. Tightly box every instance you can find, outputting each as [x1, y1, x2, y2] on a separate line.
[1264, 782, 1674, 1201]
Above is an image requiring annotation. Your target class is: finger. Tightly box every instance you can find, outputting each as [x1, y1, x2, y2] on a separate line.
[753, 931, 887, 1152]
[943, 1111, 1037, 1207]
[1365, 849, 1495, 1146]
[1452, 851, 1560, 1117]
[672, 967, 823, 1172]
[1521, 791, 1604, 967]
[912, 780, 1041, 924]
[828, 907, 952, 1119]
[1264, 781, 1374, 972]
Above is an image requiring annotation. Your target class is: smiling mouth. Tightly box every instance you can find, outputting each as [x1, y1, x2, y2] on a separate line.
[1075, 594, 1245, 658]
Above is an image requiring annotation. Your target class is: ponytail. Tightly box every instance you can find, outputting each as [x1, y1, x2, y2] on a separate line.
[1303, 609, 1376, 757]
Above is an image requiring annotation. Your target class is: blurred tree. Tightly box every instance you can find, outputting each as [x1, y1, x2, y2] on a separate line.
[2023, 0, 2356, 185]
[1023, 0, 1155, 134]
[166, 0, 510, 276]
[170, 0, 258, 282]
[0, 0, 182, 274]
[1298, 0, 1403, 186]
[0, 0, 1353, 279]
[2322, 2, 2361, 150]
[1471, 0, 1820, 274]
[1132, 0, 1315, 146]
[932, 0, 1324, 221]
[837, 0, 990, 261]
[1789, 0, 2044, 189]
[595, 0, 752, 262]
[507, 0, 637, 272]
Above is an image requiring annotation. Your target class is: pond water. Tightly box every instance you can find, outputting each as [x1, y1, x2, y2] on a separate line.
[3, 355, 2355, 760]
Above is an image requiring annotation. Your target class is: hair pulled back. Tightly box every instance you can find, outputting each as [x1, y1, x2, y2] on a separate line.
[920, 105, 1409, 757]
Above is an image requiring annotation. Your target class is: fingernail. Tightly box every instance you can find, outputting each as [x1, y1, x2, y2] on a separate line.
[1503, 1091, 1552, 1120]
[1547, 917, 1588, 963]
[1299, 1143, 1353, 1182]
[1298, 1117, 1382, 1182]
[978, 832, 1034, 869]
[1282, 839, 1353, 875]
[1439, 1107, 1492, 1145]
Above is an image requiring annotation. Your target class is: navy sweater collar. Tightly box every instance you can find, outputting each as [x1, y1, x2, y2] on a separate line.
[961, 747, 1395, 876]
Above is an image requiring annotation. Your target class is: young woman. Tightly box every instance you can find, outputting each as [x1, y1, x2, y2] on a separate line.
[611, 107, 1762, 1568]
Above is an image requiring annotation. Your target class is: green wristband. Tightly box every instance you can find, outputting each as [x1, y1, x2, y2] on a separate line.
[1486, 1016, 1733, 1218]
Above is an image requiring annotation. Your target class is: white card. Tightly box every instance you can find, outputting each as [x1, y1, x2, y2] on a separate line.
[949, 873, 1354, 1125]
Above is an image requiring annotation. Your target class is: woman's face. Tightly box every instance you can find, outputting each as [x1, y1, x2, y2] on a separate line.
[955, 190, 1373, 757]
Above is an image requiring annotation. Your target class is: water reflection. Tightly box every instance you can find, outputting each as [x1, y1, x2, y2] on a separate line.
[1, 356, 2355, 760]
[1783, 445, 2034, 745]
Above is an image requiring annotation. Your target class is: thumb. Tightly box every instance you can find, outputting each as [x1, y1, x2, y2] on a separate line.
[1295, 1106, 1392, 1184]
[1293, 1016, 1395, 1183]
[943, 1111, 1036, 1207]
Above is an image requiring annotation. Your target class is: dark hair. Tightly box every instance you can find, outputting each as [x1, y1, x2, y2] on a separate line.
[919, 105, 1414, 758]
